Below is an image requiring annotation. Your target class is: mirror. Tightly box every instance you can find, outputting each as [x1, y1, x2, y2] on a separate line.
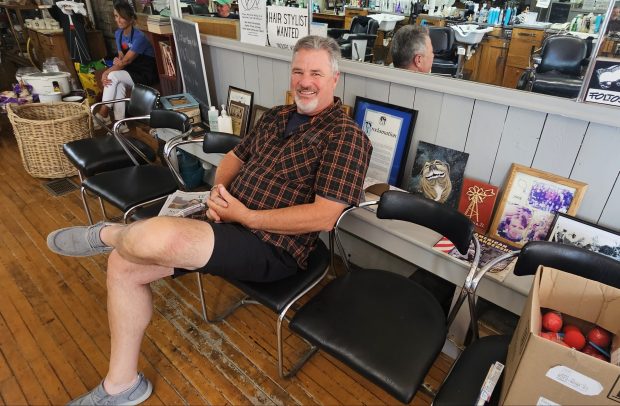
[311, 0, 615, 100]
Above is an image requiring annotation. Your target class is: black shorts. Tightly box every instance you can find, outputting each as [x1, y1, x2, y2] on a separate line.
[173, 223, 298, 282]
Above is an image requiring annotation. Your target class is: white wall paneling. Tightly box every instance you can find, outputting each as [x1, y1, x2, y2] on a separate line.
[435, 94, 475, 152]
[463, 100, 508, 184]
[256, 57, 274, 107]
[571, 124, 620, 225]
[489, 107, 546, 186]
[202, 37, 620, 231]
[531, 115, 588, 177]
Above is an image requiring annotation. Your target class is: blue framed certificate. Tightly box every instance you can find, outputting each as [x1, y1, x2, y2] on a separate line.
[353, 97, 417, 186]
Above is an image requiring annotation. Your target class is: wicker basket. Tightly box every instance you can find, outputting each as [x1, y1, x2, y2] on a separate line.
[7, 102, 92, 178]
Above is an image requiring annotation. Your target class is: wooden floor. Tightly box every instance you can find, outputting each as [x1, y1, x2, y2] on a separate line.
[0, 116, 453, 405]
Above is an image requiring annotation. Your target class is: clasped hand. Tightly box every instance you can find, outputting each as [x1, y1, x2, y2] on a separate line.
[206, 185, 249, 224]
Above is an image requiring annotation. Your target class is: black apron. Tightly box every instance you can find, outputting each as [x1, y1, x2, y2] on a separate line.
[122, 27, 159, 86]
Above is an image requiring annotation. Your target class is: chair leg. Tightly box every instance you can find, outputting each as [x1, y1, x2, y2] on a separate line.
[277, 312, 317, 379]
[98, 197, 110, 221]
[328, 230, 338, 279]
[196, 273, 256, 322]
[80, 186, 94, 225]
[468, 292, 479, 341]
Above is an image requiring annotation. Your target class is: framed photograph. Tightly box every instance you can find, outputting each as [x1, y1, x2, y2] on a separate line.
[407, 141, 469, 209]
[458, 178, 499, 234]
[353, 96, 417, 186]
[227, 86, 254, 107]
[249, 104, 269, 130]
[546, 213, 620, 262]
[228, 100, 250, 137]
[489, 164, 588, 248]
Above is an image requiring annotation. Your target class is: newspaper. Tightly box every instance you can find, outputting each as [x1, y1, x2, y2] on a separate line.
[158, 190, 210, 218]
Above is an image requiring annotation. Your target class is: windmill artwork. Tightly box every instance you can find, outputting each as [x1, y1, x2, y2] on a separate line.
[457, 178, 499, 234]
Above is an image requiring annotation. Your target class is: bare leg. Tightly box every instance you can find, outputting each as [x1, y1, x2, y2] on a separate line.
[99, 217, 215, 394]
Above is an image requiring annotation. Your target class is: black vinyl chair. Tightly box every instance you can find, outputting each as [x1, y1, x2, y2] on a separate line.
[433, 241, 620, 406]
[63, 83, 160, 224]
[166, 131, 334, 378]
[328, 16, 379, 62]
[288, 191, 481, 403]
[429, 27, 458, 76]
[517, 35, 588, 99]
[80, 109, 191, 223]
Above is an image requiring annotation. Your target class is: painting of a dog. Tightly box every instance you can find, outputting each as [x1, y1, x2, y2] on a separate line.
[408, 141, 469, 208]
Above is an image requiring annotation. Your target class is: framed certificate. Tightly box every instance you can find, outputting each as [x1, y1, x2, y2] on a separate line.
[353, 97, 417, 186]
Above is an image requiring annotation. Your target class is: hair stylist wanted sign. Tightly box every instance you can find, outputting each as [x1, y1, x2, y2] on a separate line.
[267, 6, 309, 50]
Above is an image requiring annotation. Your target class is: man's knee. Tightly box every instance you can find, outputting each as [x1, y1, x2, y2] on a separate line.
[107, 250, 134, 284]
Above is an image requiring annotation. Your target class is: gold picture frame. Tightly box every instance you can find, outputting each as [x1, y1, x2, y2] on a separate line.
[228, 100, 250, 137]
[488, 163, 587, 248]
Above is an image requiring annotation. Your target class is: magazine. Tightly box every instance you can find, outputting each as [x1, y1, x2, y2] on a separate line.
[158, 190, 210, 218]
[433, 233, 518, 283]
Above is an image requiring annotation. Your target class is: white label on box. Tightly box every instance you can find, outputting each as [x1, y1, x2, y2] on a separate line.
[545, 366, 603, 396]
[537, 396, 560, 405]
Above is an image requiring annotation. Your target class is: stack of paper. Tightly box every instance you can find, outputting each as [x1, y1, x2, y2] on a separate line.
[147, 15, 172, 34]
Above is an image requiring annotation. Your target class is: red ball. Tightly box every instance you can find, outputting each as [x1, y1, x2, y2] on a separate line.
[563, 329, 586, 350]
[588, 326, 611, 349]
[563, 324, 581, 334]
[542, 311, 563, 332]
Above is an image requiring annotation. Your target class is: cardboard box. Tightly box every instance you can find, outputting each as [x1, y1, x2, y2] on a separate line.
[501, 266, 620, 405]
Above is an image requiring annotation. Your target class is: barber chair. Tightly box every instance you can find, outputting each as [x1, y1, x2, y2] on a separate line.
[63, 83, 160, 224]
[328, 16, 379, 62]
[288, 191, 482, 403]
[433, 241, 620, 405]
[429, 27, 458, 76]
[517, 35, 588, 99]
[80, 109, 191, 223]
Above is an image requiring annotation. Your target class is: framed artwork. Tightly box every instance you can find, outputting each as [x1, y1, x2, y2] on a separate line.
[546, 213, 620, 262]
[353, 96, 417, 186]
[489, 164, 588, 248]
[458, 178, 499, 234]
[228, 100, 250, 137]
[227, 86, 253, 134]
[407, 141, 469, 209]
[249, 104, 269, 130]
[227, 86, 254, 107]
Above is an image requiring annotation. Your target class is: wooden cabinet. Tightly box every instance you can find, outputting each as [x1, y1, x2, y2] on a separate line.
[466, 36, 509, 86]
[501, 27, 544, 89]
[414, 14, 446, 27]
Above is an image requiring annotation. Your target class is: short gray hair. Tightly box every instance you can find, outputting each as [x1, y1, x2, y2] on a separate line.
[293, 35, 341, 75]
[391, 25, 429, 69]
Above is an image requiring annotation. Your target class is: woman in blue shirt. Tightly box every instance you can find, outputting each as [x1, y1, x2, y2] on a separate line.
[94, 1, 157, 132]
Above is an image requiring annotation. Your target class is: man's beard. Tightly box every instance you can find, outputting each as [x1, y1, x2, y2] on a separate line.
[294, 88, 319, 115]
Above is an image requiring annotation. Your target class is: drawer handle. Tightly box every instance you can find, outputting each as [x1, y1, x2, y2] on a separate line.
[517, 32, 537, 37]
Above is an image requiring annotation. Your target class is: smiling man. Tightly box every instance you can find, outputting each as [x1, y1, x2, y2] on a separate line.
[46, 35, 371, 405]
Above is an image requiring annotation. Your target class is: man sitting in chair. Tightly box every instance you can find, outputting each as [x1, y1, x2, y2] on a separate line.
[47, 35, 372, 406]
[391, 25, 435, 73]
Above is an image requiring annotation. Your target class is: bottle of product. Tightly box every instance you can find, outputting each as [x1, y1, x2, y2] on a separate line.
[594, 14, 602, 33]
[208, 106, 219, 132]
[218, 104, 233, 134]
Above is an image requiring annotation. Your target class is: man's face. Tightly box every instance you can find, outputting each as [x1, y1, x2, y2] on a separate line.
[414, 35, 434, 73]
[290, 49, 339, 116]
[216, 3, 231, 17]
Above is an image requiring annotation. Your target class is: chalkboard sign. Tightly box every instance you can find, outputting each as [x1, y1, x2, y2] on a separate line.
[171, 17, 211, 117]
[548, 2, 571, 23]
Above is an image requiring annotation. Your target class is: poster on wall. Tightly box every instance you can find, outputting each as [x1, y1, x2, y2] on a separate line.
[353, 97, 416, 186]
[584, 58, 620, 108]
[240, 0, 267, 46]
[267, 6, 309, 50]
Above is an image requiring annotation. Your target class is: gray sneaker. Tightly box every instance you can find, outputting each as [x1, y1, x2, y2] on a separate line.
[47, 221, 115, 257]
[68, 372, 153, 406]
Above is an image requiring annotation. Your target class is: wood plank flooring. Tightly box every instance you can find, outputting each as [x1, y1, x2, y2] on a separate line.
[0, 118, 453, 405]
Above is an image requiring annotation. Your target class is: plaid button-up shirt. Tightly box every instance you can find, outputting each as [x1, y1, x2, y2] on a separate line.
[230, 98, 372, 268]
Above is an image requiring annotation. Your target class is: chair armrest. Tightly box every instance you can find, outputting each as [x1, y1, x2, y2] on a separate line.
[90, 97, 131, 114]
[470, 250, 520, 293]
[111, 115, 151, 166]
[347, 33, 377, 41]
[532, 54, 542, 66]
[333, 200, 379, 272]
[163, 134, 205, 190]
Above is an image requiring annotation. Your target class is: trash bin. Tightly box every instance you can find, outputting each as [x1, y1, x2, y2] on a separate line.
[7, 101, 92, 178]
